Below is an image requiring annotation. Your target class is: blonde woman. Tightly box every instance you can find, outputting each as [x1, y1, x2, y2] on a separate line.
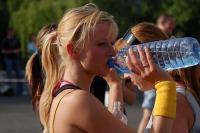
[26, 4, 175, 133]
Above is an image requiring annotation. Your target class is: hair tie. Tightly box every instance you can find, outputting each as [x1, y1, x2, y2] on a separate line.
[35, 50, 39, 55]
[56, 31, 58, 37]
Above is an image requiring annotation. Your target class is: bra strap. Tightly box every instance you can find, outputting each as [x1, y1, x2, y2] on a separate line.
[53, 84, 80, 97]
[52, 80, 76, 96]
[52, 89, 76, 133]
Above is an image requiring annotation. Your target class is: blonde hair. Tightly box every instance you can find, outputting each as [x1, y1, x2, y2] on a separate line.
[26, 24, 58, 111]
[114, 22, 168, 52]
[40, 3, 118, 131]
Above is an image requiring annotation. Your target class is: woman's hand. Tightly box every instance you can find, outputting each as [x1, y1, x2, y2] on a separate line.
[126, 46, 173, 84]
[103, 68, 124, 112]
[103, 68, 121, 85]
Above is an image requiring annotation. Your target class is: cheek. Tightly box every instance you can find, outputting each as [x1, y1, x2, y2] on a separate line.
[79, 50, 109, 76]
[81, 52, 99, 69]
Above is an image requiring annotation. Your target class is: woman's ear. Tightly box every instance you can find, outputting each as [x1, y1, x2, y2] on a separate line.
[66, 44, 79, 59]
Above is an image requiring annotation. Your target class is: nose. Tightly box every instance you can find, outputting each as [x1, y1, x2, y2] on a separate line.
[107, 43, 116, 57]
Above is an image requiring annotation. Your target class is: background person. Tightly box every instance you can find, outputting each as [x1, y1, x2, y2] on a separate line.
[157, 13, 175, 36]
[138, 13, 175, 133]
[27, 34, 37, 57]
[115, 22, 199, 133]
[1, 28, 23, 95]
[168, 66, 200, 132]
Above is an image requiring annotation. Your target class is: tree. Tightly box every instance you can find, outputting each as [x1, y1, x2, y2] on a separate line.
[6, 0, 200, 58]
[161, 0, 200, 39]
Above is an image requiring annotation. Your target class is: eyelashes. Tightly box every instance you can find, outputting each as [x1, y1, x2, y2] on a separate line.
[97, 42, 114, 46]
[97, 42, 106, 46]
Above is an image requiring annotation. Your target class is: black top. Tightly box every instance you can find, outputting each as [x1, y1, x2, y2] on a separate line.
[90, 76, 127, 115]
[90, 76, 107, 104]
[53, 84, 80, 97]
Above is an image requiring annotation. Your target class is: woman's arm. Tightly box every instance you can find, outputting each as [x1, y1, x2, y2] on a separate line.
[103, 68, 124, 112]
[126, 46, 176, 133]
[122, 80, 136, 105]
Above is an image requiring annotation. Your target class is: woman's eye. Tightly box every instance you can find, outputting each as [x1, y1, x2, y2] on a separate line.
[97, 42, 106, 46]
[111, 42, 115, 45]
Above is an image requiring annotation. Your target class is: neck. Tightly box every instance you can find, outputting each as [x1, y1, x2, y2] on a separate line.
[63, 62, 94, 92]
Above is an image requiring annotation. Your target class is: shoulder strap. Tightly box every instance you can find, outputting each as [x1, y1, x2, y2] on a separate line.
[52, 89, 76, 133]
[53, 84, 80, 97]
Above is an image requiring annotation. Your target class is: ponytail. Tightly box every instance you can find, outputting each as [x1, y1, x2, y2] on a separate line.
[40, 32, 65, 129]
[26, 52, 44, 111]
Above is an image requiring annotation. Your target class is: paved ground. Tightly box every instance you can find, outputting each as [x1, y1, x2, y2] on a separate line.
[0, 93, 143, 133]
[0, 95, 41, 133]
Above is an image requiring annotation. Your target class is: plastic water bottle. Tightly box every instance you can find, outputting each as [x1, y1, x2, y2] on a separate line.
[112, 101, 128, 125]
[108, 37, 200, 74]
[104, 85, 109, 108]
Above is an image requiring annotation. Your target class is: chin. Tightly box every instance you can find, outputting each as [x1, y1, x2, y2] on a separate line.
[98, 69, 110, 77]
[99, 71, 109, 77]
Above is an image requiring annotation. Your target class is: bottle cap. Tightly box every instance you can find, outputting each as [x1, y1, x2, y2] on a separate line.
[107, 58, 114, 68]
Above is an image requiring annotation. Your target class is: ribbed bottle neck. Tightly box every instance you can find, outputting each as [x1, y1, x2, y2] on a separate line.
[113, 101, 121, 111]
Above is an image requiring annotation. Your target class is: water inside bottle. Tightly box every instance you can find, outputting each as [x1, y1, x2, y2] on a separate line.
[114, 48, 133, 73]
[111, 37, 200, 73]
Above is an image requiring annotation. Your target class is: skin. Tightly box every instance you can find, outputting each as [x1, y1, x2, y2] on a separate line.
[171, 93, 194, 133]
[122, 81, 136, 105]
[103, 68, 124, 112]
[125, 73, 154, 91]
[158, 17, 175, 36]
[138, 108, 152, 133]
[167, 74, 197, 133]
[171, 64, 199, 132]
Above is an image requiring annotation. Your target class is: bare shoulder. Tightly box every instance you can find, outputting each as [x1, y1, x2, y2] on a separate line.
[172, 93, 194, 133]
[61, 89, 98, 105]
[176, 93, 194, 118]
[56, 89, 98, 110]
[51, 89, 134, 133]
[54, 89, 104, 118]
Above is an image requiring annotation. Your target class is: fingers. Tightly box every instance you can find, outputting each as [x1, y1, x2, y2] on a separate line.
[144, 47, 155, 68]
[126, 46, 156, 75]
[137, 46, 149, 68]
[124, 73, 131, 79]
[126, 48, 141, 75]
